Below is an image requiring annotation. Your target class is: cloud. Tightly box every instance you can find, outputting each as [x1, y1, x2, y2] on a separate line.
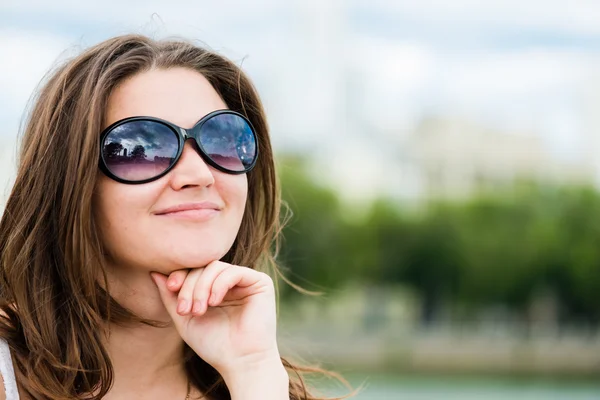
[349, 36, 599, 140]
[0, 1, 284, 47]
[0, 29, 72, 137]
[0, 28, 68, 209]
[439, 50, 588, 98]
[1, 0, 599, 194]
[432, 49, 599, 135]
[354, 38, 433, 92]
[355, 0, 600, 37]
[0, 0, 280, 23]
[348, 37, 435, 133]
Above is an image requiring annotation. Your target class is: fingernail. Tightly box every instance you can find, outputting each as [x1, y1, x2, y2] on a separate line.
[167, 279, 177, 289]
[177, 299, 188, 314]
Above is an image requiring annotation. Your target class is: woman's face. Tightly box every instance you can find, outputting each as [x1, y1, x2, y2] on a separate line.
[95, 67, 248, 274]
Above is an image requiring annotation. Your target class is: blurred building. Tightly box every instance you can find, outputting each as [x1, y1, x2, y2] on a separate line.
[582, 72, 600, 187]
[405, 117, 595, 200]
[311, 115, 596, 205]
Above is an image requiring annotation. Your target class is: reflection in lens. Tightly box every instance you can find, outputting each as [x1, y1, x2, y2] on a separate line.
[102, 120, 179, 181]
[197, 113, 257, 172]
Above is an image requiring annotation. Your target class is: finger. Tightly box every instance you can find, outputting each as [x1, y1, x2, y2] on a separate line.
[176, 268, 204, 315]
[209, 267, 268, 307]
[150, 272, 179, 317]
[166, 269, 189, 292]
[190, 261, 229, 316]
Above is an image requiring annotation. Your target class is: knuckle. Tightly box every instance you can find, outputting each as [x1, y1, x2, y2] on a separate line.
[192, 293, 203, 302]
[258, 271, 273, 283]
[180, 275, 194, 288]
[177, 291, 189, 301]
[206, 260, 225, 269]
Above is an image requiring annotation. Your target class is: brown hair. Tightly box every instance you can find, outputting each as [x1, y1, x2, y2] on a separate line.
[0, 34, 353, 399]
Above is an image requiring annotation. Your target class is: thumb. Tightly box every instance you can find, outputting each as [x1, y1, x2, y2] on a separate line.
[150, 272, 179, 318]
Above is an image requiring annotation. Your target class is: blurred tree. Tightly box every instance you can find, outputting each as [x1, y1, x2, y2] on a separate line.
[550, 186, 600, 324]
[278, 157, 349, 296]
[276, 158, 600, 325]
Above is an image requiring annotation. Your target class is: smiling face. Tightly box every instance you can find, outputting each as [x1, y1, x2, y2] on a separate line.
[94, 67, 248, 274]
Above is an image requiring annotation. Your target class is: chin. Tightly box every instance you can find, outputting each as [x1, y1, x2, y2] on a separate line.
[167, 246, 230, 269]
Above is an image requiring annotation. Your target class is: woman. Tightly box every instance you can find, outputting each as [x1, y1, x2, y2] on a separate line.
[0, 34, 352, 399]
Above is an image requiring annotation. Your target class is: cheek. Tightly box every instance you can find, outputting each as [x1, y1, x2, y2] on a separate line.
[93, 173, 248, 271]
[218, 174, 248, 221]
[94, 177, 162, 258]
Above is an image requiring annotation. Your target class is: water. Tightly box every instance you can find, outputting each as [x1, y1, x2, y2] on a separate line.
[325, 374, 600, 400]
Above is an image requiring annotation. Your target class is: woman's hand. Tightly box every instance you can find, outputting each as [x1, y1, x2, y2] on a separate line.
[150, 262, 283, 379]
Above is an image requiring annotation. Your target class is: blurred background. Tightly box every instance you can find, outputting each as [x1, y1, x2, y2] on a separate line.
[2, 1, 600, 399]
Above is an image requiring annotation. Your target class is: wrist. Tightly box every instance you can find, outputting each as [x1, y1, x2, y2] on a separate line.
[222, 358, 289, 400]
[220, 348, 283, 378]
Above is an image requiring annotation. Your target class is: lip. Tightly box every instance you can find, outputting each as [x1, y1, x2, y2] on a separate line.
[154, 202, 222, 220]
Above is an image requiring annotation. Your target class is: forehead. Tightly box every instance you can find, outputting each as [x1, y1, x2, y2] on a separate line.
[104, 67, 228, 130]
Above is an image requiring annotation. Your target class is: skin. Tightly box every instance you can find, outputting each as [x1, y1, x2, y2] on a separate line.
[92, 68, 288, 400]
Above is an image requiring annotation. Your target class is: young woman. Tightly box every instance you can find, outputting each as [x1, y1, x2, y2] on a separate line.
[0, 34, 352, 399]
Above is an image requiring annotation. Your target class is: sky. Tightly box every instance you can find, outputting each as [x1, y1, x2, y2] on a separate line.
[1, 0, 600, 202]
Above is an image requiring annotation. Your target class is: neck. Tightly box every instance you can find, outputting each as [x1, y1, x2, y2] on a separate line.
[106, 322, 187, 386]
[101, 265, 190, 397]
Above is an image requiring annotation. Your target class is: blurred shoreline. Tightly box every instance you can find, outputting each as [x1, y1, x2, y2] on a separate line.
[280, 327, 600, 379]
[278, 289, 600, 380]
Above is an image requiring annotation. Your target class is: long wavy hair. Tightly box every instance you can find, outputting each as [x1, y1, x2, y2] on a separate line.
[0, 34, 353, 399]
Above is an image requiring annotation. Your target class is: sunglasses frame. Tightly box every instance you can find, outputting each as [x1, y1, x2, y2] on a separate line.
[99, 109, 259, 184]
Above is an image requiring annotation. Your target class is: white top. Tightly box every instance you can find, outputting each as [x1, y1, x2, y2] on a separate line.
[0, 338, 19, 400]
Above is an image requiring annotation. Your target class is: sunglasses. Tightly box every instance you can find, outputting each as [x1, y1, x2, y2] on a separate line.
[99, 109, 258, 184]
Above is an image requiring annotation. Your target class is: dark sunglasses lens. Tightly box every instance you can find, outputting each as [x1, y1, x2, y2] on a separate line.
[102, 120, 179, 181]
[197, 113, 257, 172]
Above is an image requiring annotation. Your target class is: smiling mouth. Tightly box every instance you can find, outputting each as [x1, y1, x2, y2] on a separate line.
[154, 202, 222, 221]
[157, 208, 220, 221]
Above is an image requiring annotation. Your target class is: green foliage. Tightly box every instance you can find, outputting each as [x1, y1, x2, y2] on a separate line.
[278, 159, 346, 292]
[277, 157, 600, 323]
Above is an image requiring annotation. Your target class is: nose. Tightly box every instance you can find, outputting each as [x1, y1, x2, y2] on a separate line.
[168, 140, 215, 190]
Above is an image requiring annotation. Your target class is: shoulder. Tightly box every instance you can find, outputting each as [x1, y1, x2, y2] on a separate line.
[0, 340, 11, 400]
[0, 335, 18, 400]
[0, 374, 5, 400]
[0, 307, 16, 400]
